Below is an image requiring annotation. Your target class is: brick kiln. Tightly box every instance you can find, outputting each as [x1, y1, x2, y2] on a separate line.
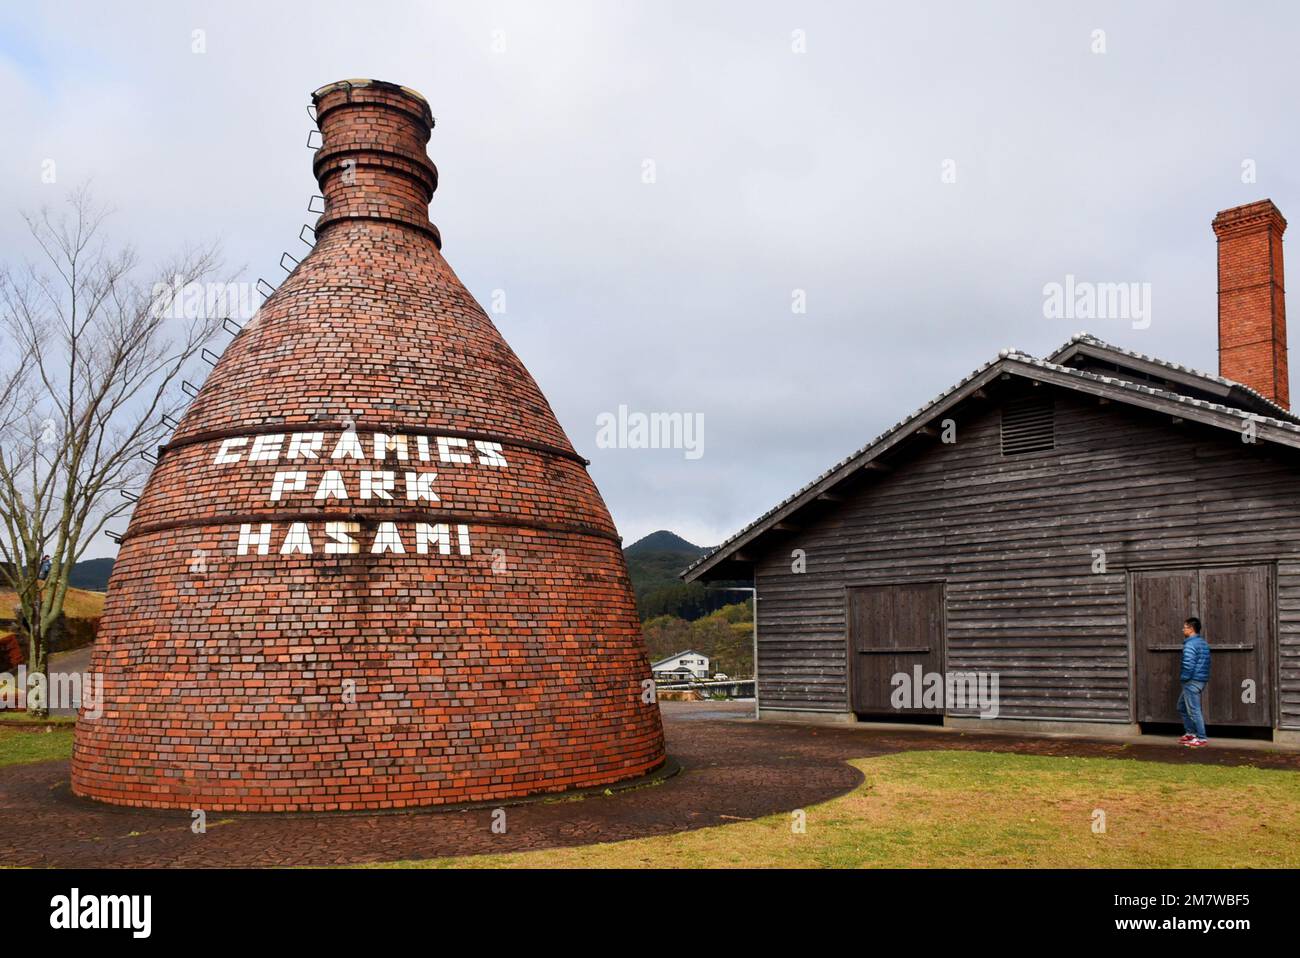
[71, 79, 666, 811]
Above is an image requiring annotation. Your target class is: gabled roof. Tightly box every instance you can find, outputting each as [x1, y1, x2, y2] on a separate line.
[651, 649, 708, 669]
[1050, 333, 1300, 424]
[683, 334, 1300, 583]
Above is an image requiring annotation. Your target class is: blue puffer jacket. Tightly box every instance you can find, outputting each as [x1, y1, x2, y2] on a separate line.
[1181, 633, 1211, 683]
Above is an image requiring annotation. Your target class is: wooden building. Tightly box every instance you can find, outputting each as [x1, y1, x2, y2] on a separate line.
[685, 200, 1300, 743]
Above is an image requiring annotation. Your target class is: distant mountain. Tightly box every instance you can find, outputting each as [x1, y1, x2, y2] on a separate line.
[625, 530, 705, 558]
[623, 530, 743, 621]
[624, 530, 708, 602]
[69, 558, 114, 592]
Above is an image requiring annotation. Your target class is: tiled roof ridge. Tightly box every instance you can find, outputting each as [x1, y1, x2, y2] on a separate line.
[1054, 331, 1299, 422]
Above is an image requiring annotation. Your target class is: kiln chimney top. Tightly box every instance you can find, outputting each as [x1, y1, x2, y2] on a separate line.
[310, 78, 441, 246]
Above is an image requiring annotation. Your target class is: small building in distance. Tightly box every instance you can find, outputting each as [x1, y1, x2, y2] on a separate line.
[652, 650, 712, 682]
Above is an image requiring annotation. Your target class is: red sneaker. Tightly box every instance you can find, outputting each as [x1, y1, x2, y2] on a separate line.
[1178, 734, 1195, 743]
[1186, 738, 1209, 748]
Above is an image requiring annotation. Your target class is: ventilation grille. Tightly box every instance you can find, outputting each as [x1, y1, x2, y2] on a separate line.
[1001, 395, 1055, 455]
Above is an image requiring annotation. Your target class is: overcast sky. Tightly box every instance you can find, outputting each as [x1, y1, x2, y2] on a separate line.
[3, 1, 1299, 560]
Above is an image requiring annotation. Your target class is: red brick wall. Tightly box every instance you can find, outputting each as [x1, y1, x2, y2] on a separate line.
[1213, 200, 1289, 408]
[71, 80, 665, 811]
[0, 633, 24, 672]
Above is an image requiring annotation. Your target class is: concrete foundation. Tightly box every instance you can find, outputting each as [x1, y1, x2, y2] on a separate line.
[758, 708, 858, 726]
[754, 708, 1300, 751]
[944, 716, 1142, 738]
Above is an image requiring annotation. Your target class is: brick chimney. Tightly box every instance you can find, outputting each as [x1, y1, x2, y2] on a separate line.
[1213, 199, 1289, 407]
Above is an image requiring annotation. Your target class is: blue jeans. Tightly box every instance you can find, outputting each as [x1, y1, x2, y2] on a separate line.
[1177, 680, 1206, 739]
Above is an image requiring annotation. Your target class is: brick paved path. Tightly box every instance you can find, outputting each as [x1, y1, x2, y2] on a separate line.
[3, 702, 1298, 867]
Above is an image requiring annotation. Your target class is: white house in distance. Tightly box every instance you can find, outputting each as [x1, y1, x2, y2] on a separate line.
[651, 650, 711, 682]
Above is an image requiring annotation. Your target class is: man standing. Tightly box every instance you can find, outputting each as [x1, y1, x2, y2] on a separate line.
[1177, 616, 1211, 748]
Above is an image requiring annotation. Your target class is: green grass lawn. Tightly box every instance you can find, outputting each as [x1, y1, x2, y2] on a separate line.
[374, 750, 1300, 869]
[0, 723, 74, 766]
[0, 711, 77, 725]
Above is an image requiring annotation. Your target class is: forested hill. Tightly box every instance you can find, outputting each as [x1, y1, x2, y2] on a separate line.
[1, 557, 115, 592]
[69, 558, 115, 591]
[624, 530, 744, 621]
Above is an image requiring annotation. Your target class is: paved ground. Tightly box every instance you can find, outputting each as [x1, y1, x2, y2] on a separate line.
[3, 701, 1299, 868]
[44, 647, 93, 717]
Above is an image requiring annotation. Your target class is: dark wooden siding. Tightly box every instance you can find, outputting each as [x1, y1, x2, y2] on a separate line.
[1277, 561, 1300, 728]
[753, 385, 1300, 727]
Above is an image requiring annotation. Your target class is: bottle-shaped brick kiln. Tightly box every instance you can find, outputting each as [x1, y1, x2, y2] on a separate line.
[71, 79, 666, 811]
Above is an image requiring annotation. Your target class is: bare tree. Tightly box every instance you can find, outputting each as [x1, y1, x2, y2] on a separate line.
[0, 185, 227, 715]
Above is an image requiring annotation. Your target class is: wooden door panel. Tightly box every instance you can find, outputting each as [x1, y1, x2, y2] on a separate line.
[849, 585, 894, 713]
[1132, 570, 1198, 723]
[1199, 567, 1271, 726]
[849, 583, 944, 715]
